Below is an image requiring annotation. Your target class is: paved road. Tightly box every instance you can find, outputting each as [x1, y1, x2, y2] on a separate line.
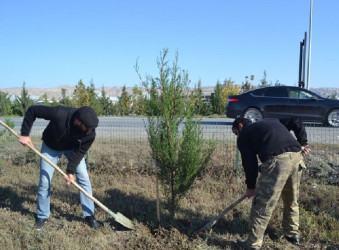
[1, 117, 338, 144]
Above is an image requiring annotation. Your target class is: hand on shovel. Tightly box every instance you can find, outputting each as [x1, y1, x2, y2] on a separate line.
[64, 174, 76, 185]
[244, 188, 255, 198]
[301, 145, 311, 156]
[18, 135, 34, 148]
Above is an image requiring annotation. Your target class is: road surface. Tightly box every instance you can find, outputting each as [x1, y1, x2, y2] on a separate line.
[1, 117, 338, 144]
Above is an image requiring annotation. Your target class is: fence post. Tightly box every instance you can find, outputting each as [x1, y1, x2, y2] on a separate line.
[235, 147, 240, 177]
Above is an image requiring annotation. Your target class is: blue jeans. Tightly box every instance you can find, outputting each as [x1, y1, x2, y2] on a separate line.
[37, 142, 95, 219]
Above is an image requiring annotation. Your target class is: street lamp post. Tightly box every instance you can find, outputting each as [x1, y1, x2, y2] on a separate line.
[306, 0, 313, 90]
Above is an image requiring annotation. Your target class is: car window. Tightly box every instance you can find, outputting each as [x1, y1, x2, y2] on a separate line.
[289, 90, 314, 99]
[264, 88, 288, 97]
[251, 88, 266, 96]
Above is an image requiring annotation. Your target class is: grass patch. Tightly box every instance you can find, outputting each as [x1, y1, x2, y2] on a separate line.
[0, 138, 338, 249]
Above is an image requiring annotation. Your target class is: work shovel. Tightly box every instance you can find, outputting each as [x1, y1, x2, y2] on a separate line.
[197, 194, 246, 232]
[0, 120, 135, 230]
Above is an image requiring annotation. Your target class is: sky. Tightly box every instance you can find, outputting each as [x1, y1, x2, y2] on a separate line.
[1, 0, 338, 89]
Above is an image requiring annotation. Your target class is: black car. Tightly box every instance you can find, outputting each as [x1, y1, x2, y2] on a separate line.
[226, 86, 339, 127]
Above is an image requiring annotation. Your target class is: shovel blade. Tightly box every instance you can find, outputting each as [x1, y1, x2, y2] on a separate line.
[203, 219, 217, 230]
[197, 219, 217, 232]
[115, 212, 135, 230]
[108, 211, 135, 230]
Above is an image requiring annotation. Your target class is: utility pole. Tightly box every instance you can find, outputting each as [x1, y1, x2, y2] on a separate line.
[306, 0, 313, 90]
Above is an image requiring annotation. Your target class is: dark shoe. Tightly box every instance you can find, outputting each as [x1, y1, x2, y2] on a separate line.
[36, 218, 48, 231]
[85, 215, 101, 229]
[285, 235, 301, 245]
[236, 240, 261, 250]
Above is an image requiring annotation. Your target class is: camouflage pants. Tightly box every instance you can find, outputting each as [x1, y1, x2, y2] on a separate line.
[247, 151, 304, 248]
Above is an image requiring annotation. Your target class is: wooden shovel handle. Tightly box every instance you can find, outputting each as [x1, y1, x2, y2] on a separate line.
[214, 194, 247, 220]
[198, 194, 247, 231]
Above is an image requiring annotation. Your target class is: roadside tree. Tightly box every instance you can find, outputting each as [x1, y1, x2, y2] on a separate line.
[99, 86, 114, 116]
[193, 80, 204, 115]
[59, 88, 72, 107]
[137, 49, 215, 218]
[211, 81, 224, 115]
[87, 80, 102, 115]
[12, 82, 34, 116]
[73, 80, 90, 107]
[131, 86, 146, 115]
[0, 91, 13, 116]
[118, 85, 131, 116]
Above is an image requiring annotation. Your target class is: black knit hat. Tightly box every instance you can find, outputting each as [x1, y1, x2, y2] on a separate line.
[232, 117, 252, 130]
[74, 106, 99, 128]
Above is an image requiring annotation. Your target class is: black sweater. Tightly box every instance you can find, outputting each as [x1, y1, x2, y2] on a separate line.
[21, 105, 96, 174]
[237, 117, 308, 189]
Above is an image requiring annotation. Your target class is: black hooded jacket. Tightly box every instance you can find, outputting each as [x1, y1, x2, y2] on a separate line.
[21, 105, 96, 174]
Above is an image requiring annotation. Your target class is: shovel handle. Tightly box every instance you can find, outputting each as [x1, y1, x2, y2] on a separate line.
[198, 194, 247, 231]
[0, 120, 115, 217]
[213, 194, 247, 220]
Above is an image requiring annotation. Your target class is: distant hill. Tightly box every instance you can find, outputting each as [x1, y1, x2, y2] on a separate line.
[310, 87, 339, 98]
[0, 85, 123, 99]
[0, 85, 338, 100]
[0, 85, 216, 100]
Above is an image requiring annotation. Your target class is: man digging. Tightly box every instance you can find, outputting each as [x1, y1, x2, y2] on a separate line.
[232, 117, 311, 249]
[19, 105, 101, 230]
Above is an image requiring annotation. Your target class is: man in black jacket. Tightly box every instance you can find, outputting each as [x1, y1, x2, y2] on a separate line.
[19, 105, 101, 230]
[232, 117, 311, 250]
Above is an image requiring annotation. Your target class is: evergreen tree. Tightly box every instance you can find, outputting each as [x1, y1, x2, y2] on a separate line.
[138, 49, 215, 217]
[0, 91, 13, 116]
[99, 86, 113, 116]
[109, 102, 120, 116]
[200, 100, 213, 116]
[118, 85, 131, 116]
[193, 80, 204, 115]
[131, 86, 145, 115]
[146, 79, 160, 116]
[73, 79, 90, 107]
[211, 81, 224, 115]
[12, 82, 34, 116]
[50, 97, 59, 106]
[59, 88, 72, 107]
[38, 93, 50, 106]
[87, 80, 102, 114]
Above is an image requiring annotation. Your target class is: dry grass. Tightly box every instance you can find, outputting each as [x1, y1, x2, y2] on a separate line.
[0, 136, 338, 249]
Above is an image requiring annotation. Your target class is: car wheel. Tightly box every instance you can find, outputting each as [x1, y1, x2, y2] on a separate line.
[327, 109, 339, 127]
[243, 108, 263, 122]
